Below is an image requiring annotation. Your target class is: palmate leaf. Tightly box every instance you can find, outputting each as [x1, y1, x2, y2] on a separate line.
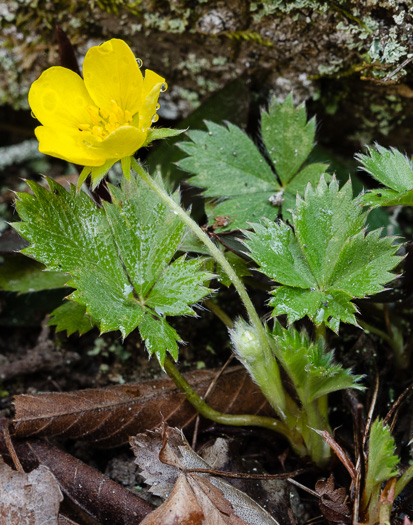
[12, 174, 213, 365]
[178, 96, 329, 232]
[244, 177, 401, 331]
[357, 145, 413, 208]
[270, 323, 363, 404]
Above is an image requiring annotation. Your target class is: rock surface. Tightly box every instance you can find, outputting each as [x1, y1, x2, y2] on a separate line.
[1, 1, 413, 150]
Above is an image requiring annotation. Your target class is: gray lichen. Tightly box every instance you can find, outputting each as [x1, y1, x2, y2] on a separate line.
[0, 139, 43, 170]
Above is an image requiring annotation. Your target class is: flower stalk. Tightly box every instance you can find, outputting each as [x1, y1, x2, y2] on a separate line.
[131, 161, 264, 343]
[163, 356, 307, 456]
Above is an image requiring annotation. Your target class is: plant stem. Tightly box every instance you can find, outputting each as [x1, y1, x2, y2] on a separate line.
[133, 161, 268, 351]
[395, 464, 413, 499]
[315, 322, 326, 341]
[163, 356, 307, 456]
[358, 319, 404, 367]
[133, 160, 287, 415]
[301, 396, 331, 467]
[204, 299, 233, 328]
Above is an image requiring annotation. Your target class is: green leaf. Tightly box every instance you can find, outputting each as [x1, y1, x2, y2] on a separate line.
[205, 192, 279, 233]
[145, 256, 211, 316]
[364, 419, 399, 504]
[48, 301, 95, 336]
[179, 230, 211, 255]
[12, 175, 213, 365]
[360, 188, 413, 208]
[144, 127, 185, 145]
[178, 96, 328, 232]
[282, 163, 331, 221]
[244, 177, 401, 331]
[0, 255, 68, 293]
[358, 145, 413, 192]
[261, 94, 316, 185]
[139, 314, 182, 364]
[357, 145, 413, 208]
[179, 121, 277, 197]
[270, 323, 363, 403]
[145, 77, 250, 185]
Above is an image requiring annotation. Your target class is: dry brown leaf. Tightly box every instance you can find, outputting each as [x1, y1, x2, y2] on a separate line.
[26, 438, 155, 525]
[315, 474, 351, 524]
[200, 438, 301, 524]
[131, 425, 280, 525]
[0, 457, 62, 524]
[0, 435, 155, 524]
[140, 474, 205, 524]
[13, 366, 272, 447]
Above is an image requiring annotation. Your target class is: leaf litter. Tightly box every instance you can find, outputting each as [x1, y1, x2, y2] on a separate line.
[131, 424, 280, 525]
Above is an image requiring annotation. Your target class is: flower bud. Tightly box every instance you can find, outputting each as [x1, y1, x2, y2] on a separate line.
[230, 318, 260, 363]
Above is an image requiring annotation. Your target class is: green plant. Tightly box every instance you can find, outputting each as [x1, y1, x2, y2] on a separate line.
[330, 417, 413, 524]
[9, 43, 411, 487]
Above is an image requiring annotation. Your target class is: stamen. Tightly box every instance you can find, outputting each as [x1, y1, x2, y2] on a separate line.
[100, 107, 110, 119]
[110, 100, 124, 121]
[92, 126, 104, 139]
[81, 103, 134, 140]
[87, 105, 101, 124]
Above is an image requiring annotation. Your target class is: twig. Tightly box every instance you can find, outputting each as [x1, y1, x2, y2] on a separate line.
[384, 382, 413, 429]
[184, 466, 310, 481]
[383, 56, 413, 82]
[3, 422, 23, 472]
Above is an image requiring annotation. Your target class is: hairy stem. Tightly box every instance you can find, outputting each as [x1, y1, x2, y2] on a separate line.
[301, 396, 331, 467]
[133, 159, 287, 415]
[163, 356, 307, 456]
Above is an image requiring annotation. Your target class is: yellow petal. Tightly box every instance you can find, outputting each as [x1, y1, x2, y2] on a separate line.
[138, 69, 165, 130]
[86, 126, 147, 159]
[83, 39, 143, 115]
[29, 67, 94, 130]
[35, 126, 106, 166]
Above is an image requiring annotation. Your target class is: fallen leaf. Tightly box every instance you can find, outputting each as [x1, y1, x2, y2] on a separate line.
[13, 366, 272, 447]
[200, 438, 302, 524]
[315, 475, 351, 524]
[140, 474, 205, 524]
[26, 438, 155, 525]
[132, 425, 280, 525]
[0, 457, 62, 524]
[0, 427, 155, 525]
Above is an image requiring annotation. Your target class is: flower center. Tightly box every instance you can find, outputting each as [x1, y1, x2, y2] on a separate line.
[78, 100, 133, 140]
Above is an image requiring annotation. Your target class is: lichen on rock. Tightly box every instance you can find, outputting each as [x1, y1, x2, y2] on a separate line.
[1, 0, 413, 149]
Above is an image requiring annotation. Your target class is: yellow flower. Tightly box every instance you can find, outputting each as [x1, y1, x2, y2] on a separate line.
[29, 39, 165, 187]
